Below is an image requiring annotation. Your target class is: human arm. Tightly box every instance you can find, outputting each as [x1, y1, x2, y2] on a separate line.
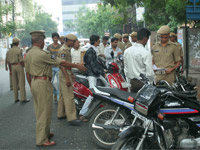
[26, 72, 32, 88]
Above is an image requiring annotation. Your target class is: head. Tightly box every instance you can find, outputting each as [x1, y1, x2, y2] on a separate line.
[157, 25, 170, 44]
[111, 37, 118, 48]
[170, 32, 177, 42]
[30, 30, 46, 49]
[52, 32, 60, 44]
[12, 37, 20, 46]
[65, 34, 77, 47]
[102, 36, 109, 45]
[122, 34, 129, 43]
[73, 39, 80, 50]
[137, 28, 151, 46]
[90, 35, 100, 47]
[114, 33, 122, 42]
[59, 36, 65, 45]
[130, 32, 137, 42]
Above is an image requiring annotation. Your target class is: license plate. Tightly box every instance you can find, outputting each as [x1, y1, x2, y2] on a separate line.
[121, 82, 131, 88]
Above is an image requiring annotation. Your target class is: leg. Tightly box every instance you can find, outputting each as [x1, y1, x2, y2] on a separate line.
[12, 66, 18, 101]
[31, 79, 53, 145]
[18, 66, 27, 100]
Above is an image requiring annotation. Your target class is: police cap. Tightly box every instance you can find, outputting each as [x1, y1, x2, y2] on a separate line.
[122, 33, 129, 38]
[113, 33, 122, 40]
[30, 30, 45, 38]
[66, 34, 77, 41]
[130, 32, 137, 37]
[12, 37, 20, 44]
[157, 25, 170, 34]
[170, 32, 177, 37]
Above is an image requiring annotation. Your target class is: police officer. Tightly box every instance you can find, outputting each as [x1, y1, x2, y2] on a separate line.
[57, 34, 81, 125]
[170, 32, 184, 68]
[114, 33, 125, 52]
[8, 38, 29, 103]
[25, 31, 86, 146]
[130, 32, 137, 43]
[122, 33, 132, 51]
[152, 25, 181, 85]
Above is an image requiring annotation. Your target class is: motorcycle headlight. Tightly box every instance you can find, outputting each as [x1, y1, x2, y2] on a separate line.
[110, 79, 118, 88]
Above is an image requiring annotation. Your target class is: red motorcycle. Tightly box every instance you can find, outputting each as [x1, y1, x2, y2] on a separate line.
[73, 55, 130, 111]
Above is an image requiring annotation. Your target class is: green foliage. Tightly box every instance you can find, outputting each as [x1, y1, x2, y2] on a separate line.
[75, 4, 124, 38]
[17, 6, 57, 46]
[0, 3, 16, 36]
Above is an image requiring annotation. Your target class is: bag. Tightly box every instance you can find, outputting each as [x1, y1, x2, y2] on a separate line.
[135, 84, 160, 116]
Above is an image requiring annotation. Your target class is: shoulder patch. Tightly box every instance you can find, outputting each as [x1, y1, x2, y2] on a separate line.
[61, 53, 66, 59]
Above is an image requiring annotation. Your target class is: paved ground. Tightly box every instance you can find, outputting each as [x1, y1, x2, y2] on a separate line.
[0, 65, 103, 150]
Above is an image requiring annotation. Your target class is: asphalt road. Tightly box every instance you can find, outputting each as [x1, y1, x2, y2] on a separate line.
[0, 65, 103, 150]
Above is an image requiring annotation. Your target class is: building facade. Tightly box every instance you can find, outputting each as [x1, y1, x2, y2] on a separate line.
[61, 0, 99, 31]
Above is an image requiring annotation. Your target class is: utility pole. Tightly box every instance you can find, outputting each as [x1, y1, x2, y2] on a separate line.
[11, 0, 15, 36]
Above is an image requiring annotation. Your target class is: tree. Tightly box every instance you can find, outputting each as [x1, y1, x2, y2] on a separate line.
[0, 1, 16, 36]
[75, 4, 124, 37]
[17, 5, 57, 46]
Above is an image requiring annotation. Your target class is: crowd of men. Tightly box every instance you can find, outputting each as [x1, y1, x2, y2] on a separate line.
[4, 25, 183, 146]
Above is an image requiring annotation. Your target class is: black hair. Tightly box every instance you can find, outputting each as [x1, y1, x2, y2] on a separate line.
[111, 37, 118, 43]
[52, 32, 60, 38]
[102, 36, 109, 41]
[90, 35, 100, 45]
[137, 28, 151, 41]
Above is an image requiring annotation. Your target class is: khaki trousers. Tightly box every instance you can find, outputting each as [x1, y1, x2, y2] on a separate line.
[9, 71, 13, 89]
[57, 71, 77, 121]
[31, 79, 53, 145]
[11, 65, 26, 101]
[156, 71, 175, 85]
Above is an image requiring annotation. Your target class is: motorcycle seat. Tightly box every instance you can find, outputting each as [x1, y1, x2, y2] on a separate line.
[75, 75, 89, 88]
[96, 86, 136, 102]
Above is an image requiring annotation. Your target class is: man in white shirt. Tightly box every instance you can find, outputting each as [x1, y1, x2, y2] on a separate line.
[71, 40, 82, 63]
[98, 36, 109, 58]
[104, 37, 122, 68]
[124, 28, 154, 92]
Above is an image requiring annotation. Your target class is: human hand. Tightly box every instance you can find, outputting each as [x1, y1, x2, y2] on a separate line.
[165, 68, 174, 74]
[117, 52, 122, 56]
[77, 64, 87, 72]
[66, 78, 71, 87]
[5, 67, 8, 71]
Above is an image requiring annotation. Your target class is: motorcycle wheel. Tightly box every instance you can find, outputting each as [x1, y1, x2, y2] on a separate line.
[89, 105, 128, 149]
[111, 136, 140, 150]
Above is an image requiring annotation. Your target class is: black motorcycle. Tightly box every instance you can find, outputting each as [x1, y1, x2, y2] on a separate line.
[112, 74, 200, 150]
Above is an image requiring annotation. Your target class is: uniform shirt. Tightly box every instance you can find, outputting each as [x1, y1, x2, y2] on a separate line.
[104, 46, 122, 67]
[124, 43, 155, 82]
[71, 47, 84, 63]
[5, 49, 11, 63]
[98, 43, 109, 55]
[25, 46, 61, 78]
[117, 42, 125, 53]
[175, 42, 184, 57]
[151, 41, 181, 69]
[8, 46, 24, 64]
[124, 41, 132, 50]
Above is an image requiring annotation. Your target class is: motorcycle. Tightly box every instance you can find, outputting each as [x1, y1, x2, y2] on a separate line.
[73, 54, 130, 112]
[112, 74, 200, 150]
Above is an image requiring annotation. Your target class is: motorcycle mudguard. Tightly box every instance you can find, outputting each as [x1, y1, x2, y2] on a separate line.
[83, 99, 102, 118]
[119, 126, 144, 139]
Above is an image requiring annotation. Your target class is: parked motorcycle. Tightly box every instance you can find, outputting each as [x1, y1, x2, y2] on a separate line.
[112, 74, 200, 150]
[73, 54, 130, 112]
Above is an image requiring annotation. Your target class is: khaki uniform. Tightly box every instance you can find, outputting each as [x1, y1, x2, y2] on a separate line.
[25, 46, 61, 145]
[152, 41, 181, 85]
[5, 49, 13, 90]
[175, 42, 184, 57]
[124, 41, 132, 50]
[8, 46, 26, 101]
[117, 41, 125, 52]
[57, 44, 77, 121]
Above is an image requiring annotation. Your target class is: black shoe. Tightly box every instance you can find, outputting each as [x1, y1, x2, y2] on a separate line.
[20, 99, 30, 103]
[58, 116, 66, 120]
[68, 120, 81, 126]
[15, 99, 19, 103]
